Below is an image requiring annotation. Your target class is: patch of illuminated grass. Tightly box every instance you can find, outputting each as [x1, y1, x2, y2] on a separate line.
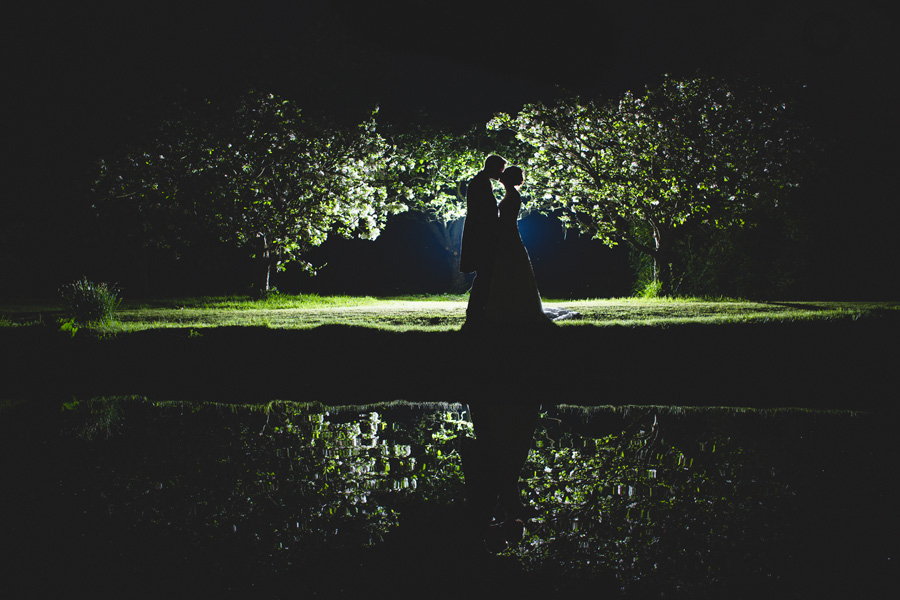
[555, 298, 895, 327]
[1, 295, 897, 333]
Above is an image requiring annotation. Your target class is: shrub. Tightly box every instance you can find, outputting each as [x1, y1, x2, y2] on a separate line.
[637, 279, 664, 299]
[59, 277, 121, 324]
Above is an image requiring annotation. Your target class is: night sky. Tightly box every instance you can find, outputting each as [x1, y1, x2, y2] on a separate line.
[4, 1, 897, 297]
[10, 1, 888, 143]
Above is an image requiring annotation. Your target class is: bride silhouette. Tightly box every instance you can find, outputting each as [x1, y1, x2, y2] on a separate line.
[485, 166, 554, 327]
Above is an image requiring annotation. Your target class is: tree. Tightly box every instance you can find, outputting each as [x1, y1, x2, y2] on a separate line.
[489, 75, 810, 296]
[382, 120, 529, 292]
[95, 90, 405, 293]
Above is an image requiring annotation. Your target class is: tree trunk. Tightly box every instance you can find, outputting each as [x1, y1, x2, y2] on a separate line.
[652, 228, 674, 296]
[260, 260, 272, 294]
[257, 236, 272, 295]
[653, 253, 673, 296]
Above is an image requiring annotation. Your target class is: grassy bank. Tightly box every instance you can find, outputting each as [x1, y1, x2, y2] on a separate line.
[2, 294, 898, 332]
[3, 295, 897, 410]
[0, 304, 896, 410]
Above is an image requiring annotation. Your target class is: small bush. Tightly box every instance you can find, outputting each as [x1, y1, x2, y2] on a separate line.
[59, 277, 121, 324]
[637, 279, 663, 299]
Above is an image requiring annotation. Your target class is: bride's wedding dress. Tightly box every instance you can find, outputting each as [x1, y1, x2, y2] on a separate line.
[485, 188, 553, 326]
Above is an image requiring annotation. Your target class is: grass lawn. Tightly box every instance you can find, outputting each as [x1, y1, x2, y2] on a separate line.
[2, 294, 898, 332]
[2, 294, 897, 410]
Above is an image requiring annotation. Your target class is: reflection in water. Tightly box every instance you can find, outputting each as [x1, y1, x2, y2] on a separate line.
[0, 398, 894, 598]
[464, 401, 541, 552]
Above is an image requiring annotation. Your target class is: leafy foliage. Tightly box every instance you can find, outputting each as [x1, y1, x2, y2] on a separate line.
[489, 75, 811, 295]
[383, 121, 528, 225]
[94, 90, 406, 291]
[58, 276, 121, 324]
[380, 121, 529, 290]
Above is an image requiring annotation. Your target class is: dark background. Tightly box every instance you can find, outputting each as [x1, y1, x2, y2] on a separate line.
[3, 0, 896, 299]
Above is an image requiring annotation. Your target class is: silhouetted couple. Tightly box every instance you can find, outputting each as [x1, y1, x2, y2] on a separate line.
[459, 155, 553, 330]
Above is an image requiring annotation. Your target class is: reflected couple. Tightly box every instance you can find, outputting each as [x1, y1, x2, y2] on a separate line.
[461, 401, 541, 552]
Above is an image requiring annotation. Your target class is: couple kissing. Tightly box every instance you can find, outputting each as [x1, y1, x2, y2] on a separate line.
[459, 154, 553, 330]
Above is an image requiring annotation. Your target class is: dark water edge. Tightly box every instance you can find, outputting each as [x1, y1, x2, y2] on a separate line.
[0, 397, 895, 600]
[1, 316, 897, 410]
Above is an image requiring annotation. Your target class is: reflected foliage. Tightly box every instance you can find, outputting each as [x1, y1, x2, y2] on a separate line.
[516, 408, 792, 596]
[1, 398, 892, 599]
[48, 400, 472, 573]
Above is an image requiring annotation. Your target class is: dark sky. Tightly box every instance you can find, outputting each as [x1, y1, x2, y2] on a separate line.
[7, 0, 892, 147]
[3, 0, 897, 297]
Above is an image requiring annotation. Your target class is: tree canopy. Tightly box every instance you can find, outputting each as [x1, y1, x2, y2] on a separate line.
[378, 121, 529, 291]
[489, 75, 811, 295]
[95, 90, 405, 292]
[93, 75, 814, 297]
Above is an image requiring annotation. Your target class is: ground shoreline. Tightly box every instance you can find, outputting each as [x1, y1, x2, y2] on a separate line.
[2, 315, 896, 412]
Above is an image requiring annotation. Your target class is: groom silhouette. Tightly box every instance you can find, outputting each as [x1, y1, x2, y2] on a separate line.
[460, 154, 506, 327]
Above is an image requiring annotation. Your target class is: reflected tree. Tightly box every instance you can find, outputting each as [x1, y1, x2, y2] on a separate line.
[14, 398, 853, 598]
[513, 408, 791, 596]
[51, 399, 472, 576]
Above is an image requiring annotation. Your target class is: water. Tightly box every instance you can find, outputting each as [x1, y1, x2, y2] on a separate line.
[0, 397, 894, 599]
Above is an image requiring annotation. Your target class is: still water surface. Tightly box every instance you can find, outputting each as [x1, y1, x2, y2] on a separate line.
[1, 398, 894, 599]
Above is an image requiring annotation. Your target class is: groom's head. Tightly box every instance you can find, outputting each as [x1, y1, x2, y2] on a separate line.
[484, 155, 506, 180]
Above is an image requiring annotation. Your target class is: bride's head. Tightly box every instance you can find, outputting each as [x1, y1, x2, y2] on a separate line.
[499, 166, 524, 188]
